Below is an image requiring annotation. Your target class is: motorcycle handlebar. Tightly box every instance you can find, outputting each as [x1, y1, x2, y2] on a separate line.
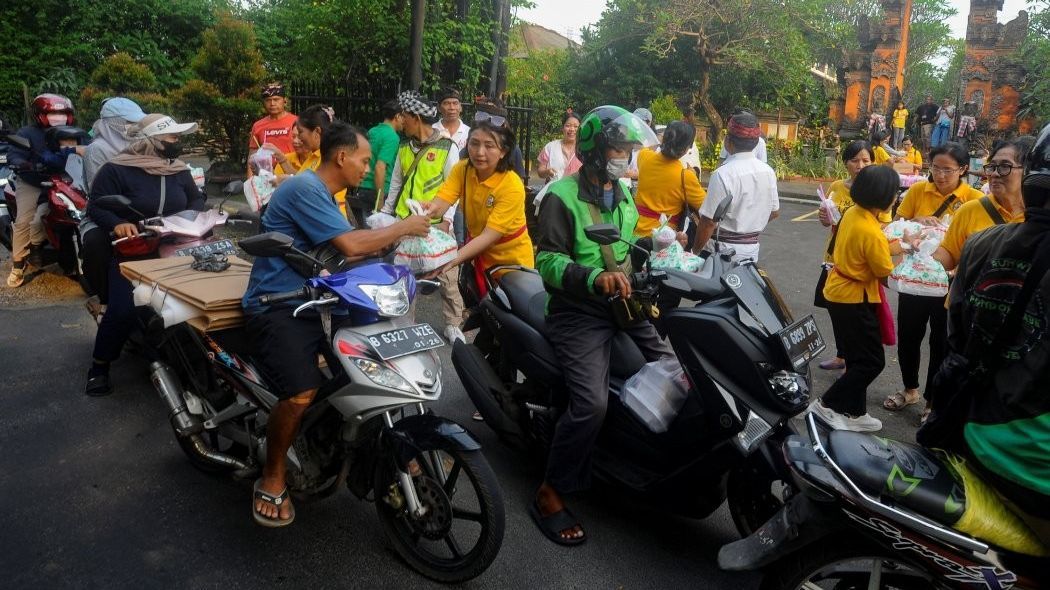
[255, 288, 308, 306]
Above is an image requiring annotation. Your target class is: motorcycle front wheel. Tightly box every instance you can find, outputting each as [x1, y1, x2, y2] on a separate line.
[760, 533, 935, 590]
[373, 447, 505, 583]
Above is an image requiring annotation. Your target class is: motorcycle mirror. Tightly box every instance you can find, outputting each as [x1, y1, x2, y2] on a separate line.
[4, 134, 31, 150]
[222, 180, 244, 195]
[93, 194, 148, 220]
[239, 232, 294, 257]
[584, 223, 621, 245]
[711, 196, 733, 223]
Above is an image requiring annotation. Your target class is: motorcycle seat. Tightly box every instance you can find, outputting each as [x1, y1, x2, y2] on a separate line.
[826, 430, 966, 527]
[497, 270, 646, 379]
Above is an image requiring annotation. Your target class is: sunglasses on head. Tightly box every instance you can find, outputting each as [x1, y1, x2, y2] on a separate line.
[474, 111, 507, 128]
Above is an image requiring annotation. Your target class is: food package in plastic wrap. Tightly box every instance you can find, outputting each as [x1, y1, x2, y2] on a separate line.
[243, 170, 276, 212]
[366, 211, 398, 229]
[882, 219, 925, 244]
[392, 200, 457, 273]
[889, 235, 950, 296]
[651, 214, 678, 251]
[650, 242, 703, 273]
[620, 358, 691, 433]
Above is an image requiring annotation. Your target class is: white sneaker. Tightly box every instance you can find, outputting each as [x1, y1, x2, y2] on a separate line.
[6, 265, 25, 288]
[843, 413, 883, 432]
[809, 400, 883, 432]
[808, 400, 850, 430]
[444, 326, 466, 344]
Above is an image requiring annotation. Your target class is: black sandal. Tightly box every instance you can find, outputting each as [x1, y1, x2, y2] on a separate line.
[85, 374, 112, 397]
[529, 500, 586, 546]
[253, 479, 295, 527]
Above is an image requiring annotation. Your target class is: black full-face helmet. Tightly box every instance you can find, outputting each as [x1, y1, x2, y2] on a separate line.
[1023, 123, 1050, 209]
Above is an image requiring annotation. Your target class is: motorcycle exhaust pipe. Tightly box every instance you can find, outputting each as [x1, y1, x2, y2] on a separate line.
[149, 361, 249, 471]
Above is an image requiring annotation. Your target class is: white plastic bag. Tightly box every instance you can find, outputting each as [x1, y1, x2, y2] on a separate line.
[651, 214, 677, 251]
[621, 358, 690, 433]
[366, 211, 398, 229]
[817, 184, 841, 225]
[649, 241, 703, 273]
[889, 232, 950, 296]
[243, 170, 276, 212]
[248, 148, 275, 175]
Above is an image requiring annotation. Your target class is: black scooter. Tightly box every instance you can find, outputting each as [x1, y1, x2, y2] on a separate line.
[719, 413, 1049, 589]
[451, 200, 827, 535]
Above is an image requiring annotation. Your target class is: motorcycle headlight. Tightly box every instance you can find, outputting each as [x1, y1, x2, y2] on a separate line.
[359, 276, 411, 317]
[54, 192, 84, 221]
[353, 358, 415, 393]
[768, 370, 810, 407]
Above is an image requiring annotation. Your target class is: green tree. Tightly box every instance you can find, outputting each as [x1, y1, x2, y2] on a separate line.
[639, 0, 817, 133]
[0, 0, 226, 121]
[79, 53, 170, 124]
[171, 13, 266, 165]
[1019, 0, 1050, 125]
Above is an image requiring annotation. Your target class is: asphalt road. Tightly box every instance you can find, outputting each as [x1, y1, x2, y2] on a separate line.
[0, 200, 929, 589]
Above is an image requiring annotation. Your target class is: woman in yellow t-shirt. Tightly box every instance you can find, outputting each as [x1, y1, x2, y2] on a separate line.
[884, 141, 982, 412]
[816, 140, 889, 371]
[426, 121, 535, 295]
[900, 136, 922, 174]
[292, 105, 349, 219]
[271, 126, 309, 175]
[633, 121, 706, 237]
[810, 165, 898, 432]
[891, 101, 908, 149]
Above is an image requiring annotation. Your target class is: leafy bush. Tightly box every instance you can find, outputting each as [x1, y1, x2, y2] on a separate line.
[649, 95, 683, 126]
[171, 13, 265, 165]
[89, 52, 157, 94]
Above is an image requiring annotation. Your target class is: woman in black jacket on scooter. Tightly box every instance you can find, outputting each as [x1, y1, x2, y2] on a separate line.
[83, 113, 205, 397]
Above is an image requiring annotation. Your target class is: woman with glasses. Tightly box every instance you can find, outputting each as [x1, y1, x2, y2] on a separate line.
[882, 142, 982, 414]
[472, 97, 528, 183]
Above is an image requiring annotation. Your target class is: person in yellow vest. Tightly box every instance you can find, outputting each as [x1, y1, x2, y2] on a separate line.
[378, 91, 466, 343]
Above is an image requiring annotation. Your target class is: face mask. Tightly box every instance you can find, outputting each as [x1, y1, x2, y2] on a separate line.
[46, 113, 67, 127]
[606, 157, 630, 180]
[155, 139, 183, 159]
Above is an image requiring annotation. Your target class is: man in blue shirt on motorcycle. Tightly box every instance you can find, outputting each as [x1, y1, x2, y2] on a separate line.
[242, 121, 429, 527]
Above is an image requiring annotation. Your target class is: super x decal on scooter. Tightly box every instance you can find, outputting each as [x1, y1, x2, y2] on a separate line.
[844, 511, 1017, 589]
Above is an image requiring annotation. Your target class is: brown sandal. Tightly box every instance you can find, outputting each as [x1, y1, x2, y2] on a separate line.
[883, 390, 920, 411]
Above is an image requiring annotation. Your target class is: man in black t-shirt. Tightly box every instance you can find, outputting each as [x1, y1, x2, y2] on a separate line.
[915, 95, 939, 154]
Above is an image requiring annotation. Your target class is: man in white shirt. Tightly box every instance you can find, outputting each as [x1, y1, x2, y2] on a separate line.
[718, 109, 767, 164]
[694, 112, 779, 262]
[433, 87, 470, 151]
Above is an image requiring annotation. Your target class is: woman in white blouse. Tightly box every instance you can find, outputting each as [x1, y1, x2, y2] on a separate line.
[536, 112, 582, 182]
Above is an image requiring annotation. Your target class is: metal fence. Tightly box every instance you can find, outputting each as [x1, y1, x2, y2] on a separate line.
[288, 80, 538, 177]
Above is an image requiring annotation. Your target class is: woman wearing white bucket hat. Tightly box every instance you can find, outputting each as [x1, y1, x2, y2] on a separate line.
[82, 113, 206, 397]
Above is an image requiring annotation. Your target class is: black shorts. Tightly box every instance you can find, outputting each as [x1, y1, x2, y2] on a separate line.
[245, 307, 347, 399]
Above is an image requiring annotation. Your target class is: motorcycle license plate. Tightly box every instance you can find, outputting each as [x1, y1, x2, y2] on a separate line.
[367, 323, 444, 360]
[777, 314, 826, 369]
[174, 239, 236, 258]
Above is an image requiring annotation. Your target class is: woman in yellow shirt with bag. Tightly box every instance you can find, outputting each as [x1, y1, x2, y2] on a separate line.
[883, 141, 982, 412]
[633, 121, 706, 238]
[810, 165, 898, 432]
[425, 121, 535, 299]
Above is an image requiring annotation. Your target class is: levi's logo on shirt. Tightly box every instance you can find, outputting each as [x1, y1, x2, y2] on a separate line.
[265, 128, 290, 138]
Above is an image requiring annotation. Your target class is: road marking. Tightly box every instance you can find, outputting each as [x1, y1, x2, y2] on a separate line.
[792, 209, 820, 222]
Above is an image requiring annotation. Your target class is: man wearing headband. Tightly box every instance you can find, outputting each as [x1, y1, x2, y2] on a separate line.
[249, 82, 298, 160]
[434, 87, 469, 150]
[718, 108, 767, 164]
[693, 112, 779, 262]
[380, 91, 468, 344]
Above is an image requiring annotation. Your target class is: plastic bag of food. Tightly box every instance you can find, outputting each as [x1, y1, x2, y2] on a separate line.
[650, 242, 703, 273]
[651, 214, 678, 251]
[621, 358, 691, 433]
[394, 228, 458, 273]
[817, 184, 841, 225]
[243, 170, 276, 212]
[889, 237, 950, 296]
[248, 148, 275, 175]
[366, 211, 398, 229]
[882, 219, 925, 243]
